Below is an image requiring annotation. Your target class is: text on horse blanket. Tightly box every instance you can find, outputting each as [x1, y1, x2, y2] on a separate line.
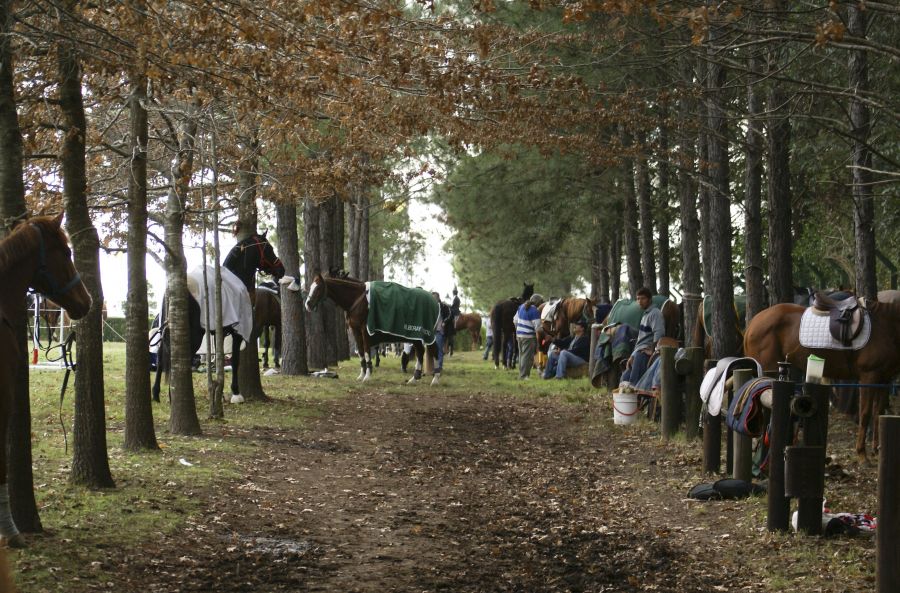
[365, 281, 440, 345]
[799, 307, 870, 351]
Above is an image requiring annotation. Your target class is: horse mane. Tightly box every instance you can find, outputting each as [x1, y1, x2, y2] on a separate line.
[0, 216, 61, 275]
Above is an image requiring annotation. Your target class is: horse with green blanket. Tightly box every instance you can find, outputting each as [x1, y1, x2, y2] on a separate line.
[305, 272, 442, 385]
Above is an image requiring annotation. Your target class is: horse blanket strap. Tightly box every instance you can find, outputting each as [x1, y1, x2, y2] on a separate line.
[606, 295, 670, 331]
[799, 307, 870, 351]
[726, 377, 771, 438]
[365, 281, 440, 345]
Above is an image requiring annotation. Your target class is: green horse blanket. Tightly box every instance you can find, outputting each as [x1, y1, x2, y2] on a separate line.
[702, 295, 747, 338]
[366, 281, 440, 345]
[605, 295, 671, 330]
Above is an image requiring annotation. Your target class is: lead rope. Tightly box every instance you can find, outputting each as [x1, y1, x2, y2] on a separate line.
[50, 330, 77, 454]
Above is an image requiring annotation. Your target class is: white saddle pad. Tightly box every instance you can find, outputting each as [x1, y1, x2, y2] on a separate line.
[541, 299, 561, 323]
[799, 307, 870, 351]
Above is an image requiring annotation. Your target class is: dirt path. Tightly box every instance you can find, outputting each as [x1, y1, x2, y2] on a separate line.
[105, 390, 777, 593]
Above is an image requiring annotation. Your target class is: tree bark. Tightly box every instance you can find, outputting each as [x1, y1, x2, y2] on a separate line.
[848, 4, 876, 300]
[164, 101, 202, 436]
[358, 194, 370, 281]
[766, 0, 794, 305]
[610, 227, 621, 302]
[657, 106, 671, 297]
[57, 13, 115, 487]
[332, 197, 349, 361]
[697, 128, 712, 294]
[636, 134, 656, 294]
[744, 48, 766, 323]
[303, 197, 326, 370]
[317, 197, 339, 366]
[707, 18, 739, 360]
[123, 58, 157, 450]
[620, 148, 643, 297]
[235, 132, 268, 401]
[276, 201, 307, 375]
[0, 0, 41, 532]
[598, 239, 611, 303]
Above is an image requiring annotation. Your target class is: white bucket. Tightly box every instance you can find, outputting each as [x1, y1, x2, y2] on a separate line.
[612, 392, 640, 425]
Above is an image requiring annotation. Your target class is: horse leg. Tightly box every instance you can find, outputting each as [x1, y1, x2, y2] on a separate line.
[273, 325, 281, 369]
[230, 335, 244, 403]
[492, 326, 501, 369]
[856, 387, 874, 463]
[429, 343, 441, 386]
[359, 330, 372, 382]
[0, 386, 25, 548]
[407, 343, 423, 384]
[261, 326, 270, 369]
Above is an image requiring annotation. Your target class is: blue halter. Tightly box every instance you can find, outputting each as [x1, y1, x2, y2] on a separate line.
[30, 223, 82, 301]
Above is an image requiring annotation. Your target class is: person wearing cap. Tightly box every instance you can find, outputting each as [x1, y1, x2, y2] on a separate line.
[515, 292, 544, 379]
[543, 319, 591, 379]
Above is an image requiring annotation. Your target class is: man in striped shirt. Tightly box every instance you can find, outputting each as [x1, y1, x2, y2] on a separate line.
[515, 293, 544, 379]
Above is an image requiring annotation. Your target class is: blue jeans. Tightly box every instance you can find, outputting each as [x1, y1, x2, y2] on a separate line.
[482, 335, 493, 360]
[435, 332, 445, 372]
[555, 350, 587, 378]
[621, 349, 651, 385]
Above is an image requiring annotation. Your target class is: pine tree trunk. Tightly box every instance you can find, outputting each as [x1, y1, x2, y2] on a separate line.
[276, 201, 307, 375]
[359, 194, 370, 281]
[598, 240, 611, 304]
[317, 197, 339, 366]
[636, 135, 656, 294]
[766, 0, 794, 304]
[848, 5, 876, 300]
[707, 20, 739, 360]
[57, 21, 115, 487]
[303, 198, 326, 370]
[123, 65, 157, 450]
[744, 50, 766, 323]
[235, 134, 267, 401]
[697, 128, 712, 294]
[347, 199, 359, 279]
[589, 241, 601, 302]
[0, 0, 41, 531]
[164, 102, 202, 436]
[332, 198, 349, 361]
[610, 229, 621, 302]
[657, 107, 671, 297]
[621, 148, 643, 296]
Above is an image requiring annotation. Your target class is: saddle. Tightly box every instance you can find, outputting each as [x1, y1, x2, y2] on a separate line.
[811, 292, 863, 347]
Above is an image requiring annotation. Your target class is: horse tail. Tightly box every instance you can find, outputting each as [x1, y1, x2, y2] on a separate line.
[691, 300, 706, 353]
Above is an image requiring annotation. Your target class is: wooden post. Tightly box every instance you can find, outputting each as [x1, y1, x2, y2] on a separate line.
[683, 347, 704, 440]
[660, 346, 679, 440]
[702, 359, 720, 474]
[878, 416, 900, 593]
[731, 368, 754, 482]
[767, 380, 793, 532]
[794, 382, 830, 535]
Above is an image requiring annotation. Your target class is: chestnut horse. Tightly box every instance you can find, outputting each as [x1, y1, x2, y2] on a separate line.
[304, 272, 441, 385]
[255, 285, 281, 369]
[454, 313, 482, 349]
[743, 293, 900, 462]
[0, 214, 92, 547]
[541, 297, 595, 340]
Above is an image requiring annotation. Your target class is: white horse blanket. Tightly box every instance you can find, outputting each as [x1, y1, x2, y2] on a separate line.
[186, 265, 253, 341]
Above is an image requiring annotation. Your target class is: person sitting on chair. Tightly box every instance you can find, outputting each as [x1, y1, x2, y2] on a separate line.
[542, 319, 591, 379]
[619, 286, 665, 392]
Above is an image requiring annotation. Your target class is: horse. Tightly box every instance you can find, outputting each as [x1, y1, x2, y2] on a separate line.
[691, 295, 747, 358]
[540, 297, 595, 340]
[491, 283, 534, 370]
[743, 291, 900, 463]
[304, 272, 441, 385]
[153, 232, 284, 403]
[0, 214, 92, 547]
[255, 283, 281, 369]
[454, 313, 482, 350]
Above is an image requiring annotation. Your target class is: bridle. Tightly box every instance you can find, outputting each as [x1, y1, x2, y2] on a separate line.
[30, 223, 82, 301]
[231, 234, 284, 278]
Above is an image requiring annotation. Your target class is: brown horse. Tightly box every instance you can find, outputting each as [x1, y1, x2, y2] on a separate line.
[254, 286, 281, 369]
[304, 272, 441, 385]
[541, 297, 595, 340]
[743, 294, 900, 462]
[0, 214, 92, 547]
[454, 313, 482, 349]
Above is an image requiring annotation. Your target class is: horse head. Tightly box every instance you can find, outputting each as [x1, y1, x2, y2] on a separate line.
[521, 283, 534, 302]
[24, 214, 92, 319]
[305, 272, 327, 312]
[225, 232, 285, 285]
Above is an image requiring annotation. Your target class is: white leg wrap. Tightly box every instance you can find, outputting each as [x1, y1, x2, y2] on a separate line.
[0, 484, 20, 539]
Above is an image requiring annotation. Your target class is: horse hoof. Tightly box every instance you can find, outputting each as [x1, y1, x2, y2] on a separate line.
[2, 533, 27, 548]
[407, 377, 419, 385]
[431, 375, 441, 386]
[230, 394, 244, 404]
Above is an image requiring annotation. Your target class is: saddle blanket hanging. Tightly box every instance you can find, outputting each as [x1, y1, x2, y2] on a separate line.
[799, 307, 870, 350]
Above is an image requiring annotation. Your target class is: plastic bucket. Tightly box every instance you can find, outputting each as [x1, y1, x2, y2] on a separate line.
[806, 354, 825, 384]
[612, 392, 639, 425]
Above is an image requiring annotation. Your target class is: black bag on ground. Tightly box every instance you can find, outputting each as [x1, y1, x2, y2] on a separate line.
[688, 478, 766, 500]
